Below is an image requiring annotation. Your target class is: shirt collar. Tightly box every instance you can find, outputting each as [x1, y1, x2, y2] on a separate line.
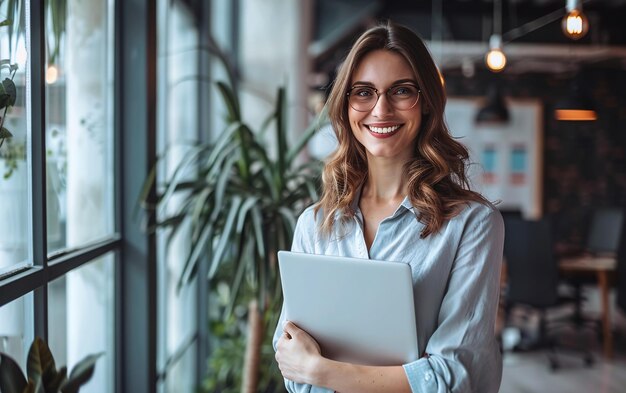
[351, 184, 415, 217]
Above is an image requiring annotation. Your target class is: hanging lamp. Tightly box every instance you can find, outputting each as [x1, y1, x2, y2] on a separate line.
[485, 0, 507, 73]
[562, 0, 589, 40]
[554, 75, 597, 121]
[476, 84, 510, 124]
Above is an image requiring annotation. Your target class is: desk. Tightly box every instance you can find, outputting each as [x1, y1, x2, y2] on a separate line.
[559, 256, 617, 359]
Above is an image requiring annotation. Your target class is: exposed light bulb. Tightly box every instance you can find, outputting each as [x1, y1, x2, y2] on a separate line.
[46, 65, 59, 84]
[562, 0, 589, 40]
[485, 35, 506, 72]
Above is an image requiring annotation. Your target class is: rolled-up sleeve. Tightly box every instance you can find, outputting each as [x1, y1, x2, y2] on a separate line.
[402, 207, 504, 393]
[273, 209, 334, 393]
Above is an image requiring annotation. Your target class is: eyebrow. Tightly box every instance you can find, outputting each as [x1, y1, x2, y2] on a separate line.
[351, 79, 418, 87]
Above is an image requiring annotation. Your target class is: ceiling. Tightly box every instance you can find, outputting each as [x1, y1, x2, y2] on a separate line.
[312, 0, 626, 75]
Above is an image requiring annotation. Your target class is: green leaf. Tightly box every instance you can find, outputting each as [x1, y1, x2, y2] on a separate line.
[189, 186, 213, 239]
[224, 236, 251, 318]
[204, 141, 238, 185]
[136, 163, 157, 214]
[215, 81, 240, 122]
[257, 108, 275, 138]
[277, 207, 297, 236]
[235, 196, 260, 233]
[0, 353, 27, 393]
[250, 205, 266, 259]
[209, 154, 239, 224]
[0, 19, 12, 27]
[1, 127, 14, 139]
[177, 221, 212, 292]
[156, 144, 213, 217]
[45, 365, 67, 392]
[26, 337, 56, 389]
[22, 379, 38, 393]
[1, 78, 17, 107]
[208, 196, 243, 279]
[286, 105, 329, 166]
[275, 87, 287, 179]
[59, 353, 103, 393]
[47, 0, 67, 65]
[235, 124, 253, 184]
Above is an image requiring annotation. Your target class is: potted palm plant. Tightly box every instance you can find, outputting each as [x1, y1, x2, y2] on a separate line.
[141, 80, 327, 392]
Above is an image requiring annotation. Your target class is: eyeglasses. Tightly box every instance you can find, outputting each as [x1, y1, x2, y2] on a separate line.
[347, 84, 421, 112]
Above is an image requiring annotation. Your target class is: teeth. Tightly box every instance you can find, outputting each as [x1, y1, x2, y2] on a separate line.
[368, 125, 401, 134]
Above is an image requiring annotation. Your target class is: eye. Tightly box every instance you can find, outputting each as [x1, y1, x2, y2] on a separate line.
[391, 85, 417, 96]
[352, 87, 375, 98]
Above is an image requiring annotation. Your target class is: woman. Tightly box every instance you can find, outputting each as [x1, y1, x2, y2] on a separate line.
[273, 21, 504, 393]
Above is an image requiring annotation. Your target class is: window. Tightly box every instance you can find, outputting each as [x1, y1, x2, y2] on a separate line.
[0, 2, 117, 392]
[48, 254, 115, 392]
[45, 0, 115, 255]
[0, 293, 34, 368]
[0, 0, 30, 273]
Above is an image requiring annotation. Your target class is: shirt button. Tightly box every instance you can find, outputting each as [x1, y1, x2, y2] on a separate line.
[425, 372, 432, 381]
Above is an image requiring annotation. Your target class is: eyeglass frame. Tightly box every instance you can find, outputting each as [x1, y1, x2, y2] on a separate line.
[346, 84, 422, 112]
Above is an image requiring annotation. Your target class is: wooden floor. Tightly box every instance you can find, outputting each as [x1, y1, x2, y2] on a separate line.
[501, 349, 626, 393]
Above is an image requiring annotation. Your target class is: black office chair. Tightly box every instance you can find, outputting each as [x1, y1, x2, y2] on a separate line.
[503, 216, 595, 370]
[585, 207, 624, 256]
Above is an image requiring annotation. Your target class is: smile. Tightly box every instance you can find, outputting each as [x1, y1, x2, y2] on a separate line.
[366, 124, 402, 137]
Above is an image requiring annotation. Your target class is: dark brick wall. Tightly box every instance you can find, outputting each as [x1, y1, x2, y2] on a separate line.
[444, 68, 626, 246]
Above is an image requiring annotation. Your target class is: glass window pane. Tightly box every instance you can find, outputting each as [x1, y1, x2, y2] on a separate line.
[48, 254, 115, 393]
[45, 0, 115, 254]
[156, 1, 200, 390]
[0, 292, 34, 370]
[0, 0, 30, 272]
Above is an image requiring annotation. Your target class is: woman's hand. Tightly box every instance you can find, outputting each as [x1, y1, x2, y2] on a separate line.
[275, 321, 324, 385]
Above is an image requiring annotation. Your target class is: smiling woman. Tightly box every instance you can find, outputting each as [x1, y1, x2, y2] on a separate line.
[272, 21, 505, 393]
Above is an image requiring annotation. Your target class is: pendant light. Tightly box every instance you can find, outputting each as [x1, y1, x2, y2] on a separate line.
[476, 83, 510, 124]
[485, 0, 507, 73]
[562, 0, 589, 40]
[554, 74, 597, 121]
[486, 35, 506, 72]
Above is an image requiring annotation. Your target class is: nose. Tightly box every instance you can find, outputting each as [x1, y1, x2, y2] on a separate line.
[370, 93, 393, 118]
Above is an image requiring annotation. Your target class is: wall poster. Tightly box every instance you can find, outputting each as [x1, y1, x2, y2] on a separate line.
[444, 98, 543, 219]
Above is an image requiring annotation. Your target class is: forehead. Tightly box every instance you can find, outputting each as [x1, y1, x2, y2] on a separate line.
[350, 49, 416, 86]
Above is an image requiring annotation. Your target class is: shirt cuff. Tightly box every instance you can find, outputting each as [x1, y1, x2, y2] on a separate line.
[403, 358, 437, 393]
[284, 379, 335, 393]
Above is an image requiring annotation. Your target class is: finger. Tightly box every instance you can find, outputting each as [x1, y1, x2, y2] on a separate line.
[282, 320, 300, 336]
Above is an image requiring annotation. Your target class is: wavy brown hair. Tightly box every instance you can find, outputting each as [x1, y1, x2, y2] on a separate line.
[315, 21, 488, 238]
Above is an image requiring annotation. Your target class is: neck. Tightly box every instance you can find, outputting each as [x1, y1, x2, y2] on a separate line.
[362, 157, 408, 202]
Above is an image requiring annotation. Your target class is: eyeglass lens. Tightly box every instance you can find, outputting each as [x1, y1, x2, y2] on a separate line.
[348, 85, 420, 112]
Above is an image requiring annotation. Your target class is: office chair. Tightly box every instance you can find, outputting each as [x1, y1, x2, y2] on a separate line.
[503, 216, 595, 370]
[585, 207, 624, 256]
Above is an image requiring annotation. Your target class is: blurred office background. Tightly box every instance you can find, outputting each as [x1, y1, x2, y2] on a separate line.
[0, 0, 625, 392]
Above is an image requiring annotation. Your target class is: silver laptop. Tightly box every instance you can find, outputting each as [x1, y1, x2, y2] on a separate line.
[277, 250, 419, 366]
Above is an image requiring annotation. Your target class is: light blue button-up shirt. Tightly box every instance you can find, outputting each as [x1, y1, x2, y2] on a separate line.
[273, 197, 505, 393]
